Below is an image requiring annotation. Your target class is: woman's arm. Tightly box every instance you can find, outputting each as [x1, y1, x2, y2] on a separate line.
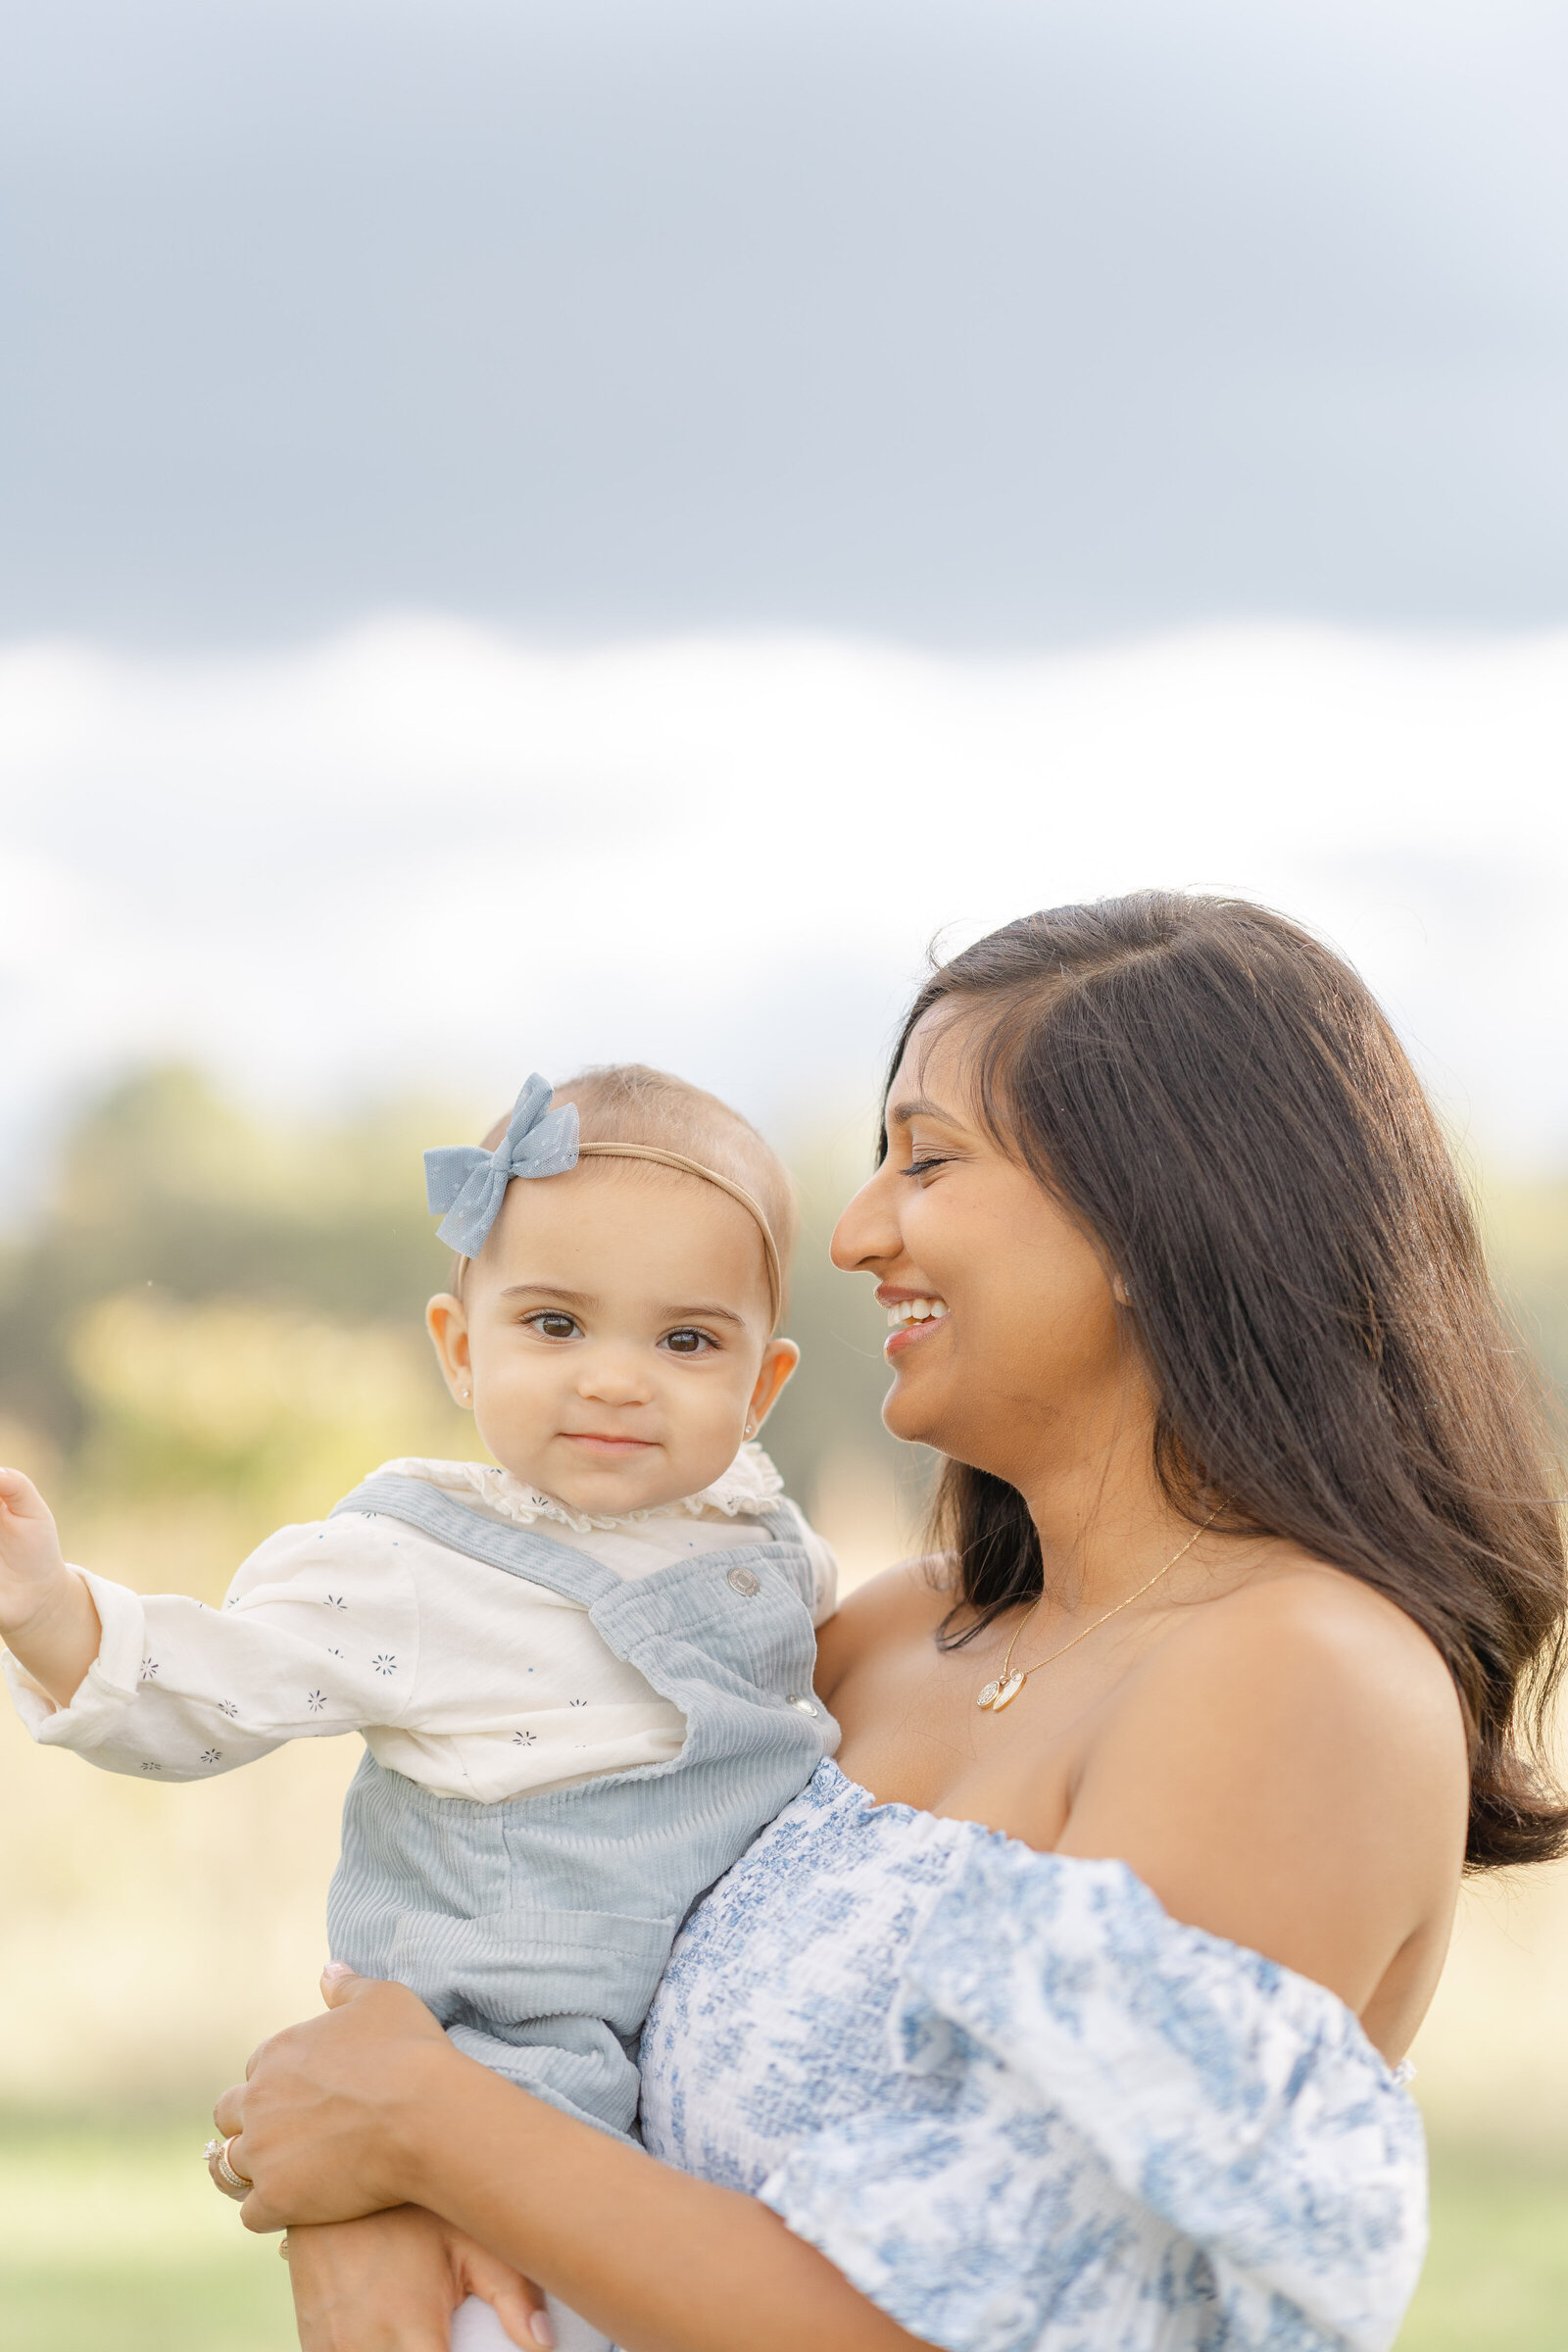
[219, 1972, 928, 2352]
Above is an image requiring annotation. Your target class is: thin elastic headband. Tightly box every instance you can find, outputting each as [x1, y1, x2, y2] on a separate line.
[425, 1076, 782, 1328]
[574, 1143, 782, 1326]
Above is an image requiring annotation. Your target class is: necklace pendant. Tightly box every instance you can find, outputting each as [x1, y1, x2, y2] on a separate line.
[976, 1679, 1001, 1710]
[989, 1671, 1025, 1711]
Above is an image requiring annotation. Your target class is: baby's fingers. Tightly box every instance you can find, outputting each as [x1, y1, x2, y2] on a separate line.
[0, 1467, 50, 1521]
[456, 2247, 555, 2349]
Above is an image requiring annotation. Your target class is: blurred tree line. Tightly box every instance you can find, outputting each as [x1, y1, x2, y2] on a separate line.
[3, 1066, 1563, 1603]
[0, 1069, 908, 1591]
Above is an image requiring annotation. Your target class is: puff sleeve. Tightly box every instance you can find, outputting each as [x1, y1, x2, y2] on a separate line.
[759, 1840, 1427, 2352]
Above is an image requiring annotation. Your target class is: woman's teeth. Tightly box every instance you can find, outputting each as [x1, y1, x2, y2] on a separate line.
[886, 1298, 949, 1328]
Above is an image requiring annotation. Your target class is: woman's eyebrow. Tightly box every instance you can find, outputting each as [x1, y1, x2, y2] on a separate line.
[889, 1093, 963, 1128]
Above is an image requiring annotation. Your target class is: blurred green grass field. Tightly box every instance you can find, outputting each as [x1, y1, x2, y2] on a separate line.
[0, 2114, 1563, 2352]
[0, 2113, 295, 2352]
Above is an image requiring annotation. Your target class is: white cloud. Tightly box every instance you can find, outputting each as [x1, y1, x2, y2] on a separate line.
[3, 615, 1567, 1195]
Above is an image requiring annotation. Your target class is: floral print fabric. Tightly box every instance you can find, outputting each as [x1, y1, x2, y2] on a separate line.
[638, 1761, 1426, 2352]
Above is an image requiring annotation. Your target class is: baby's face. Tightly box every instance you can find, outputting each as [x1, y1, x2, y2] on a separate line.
[426, 1160, 796, 1515]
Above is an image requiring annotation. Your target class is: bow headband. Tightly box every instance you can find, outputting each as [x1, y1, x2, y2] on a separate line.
[424, 1075, 782, 1325]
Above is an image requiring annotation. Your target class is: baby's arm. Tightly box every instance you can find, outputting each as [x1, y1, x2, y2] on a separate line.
[1, 1479, 421, 1783]
[0, 1468, 103, 1705]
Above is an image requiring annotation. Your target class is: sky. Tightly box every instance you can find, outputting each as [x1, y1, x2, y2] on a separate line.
[4, 617, 1567, 1200]
[2, 0, 1567, 1203]
[4, 0, 1568, 644]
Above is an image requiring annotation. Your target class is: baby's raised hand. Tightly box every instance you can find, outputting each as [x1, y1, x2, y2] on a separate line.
[0, 1469, 70, 1622]
[0, 1467, 101, 1703]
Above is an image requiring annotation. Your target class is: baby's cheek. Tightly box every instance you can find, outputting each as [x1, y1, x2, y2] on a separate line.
[673, 1370, 751, 1453]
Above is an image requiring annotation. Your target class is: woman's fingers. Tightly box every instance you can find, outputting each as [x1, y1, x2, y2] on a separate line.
[207, 1977, 453, 2231]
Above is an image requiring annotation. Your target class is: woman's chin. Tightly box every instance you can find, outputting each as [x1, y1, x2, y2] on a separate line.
[880, 1376, 944, 1449]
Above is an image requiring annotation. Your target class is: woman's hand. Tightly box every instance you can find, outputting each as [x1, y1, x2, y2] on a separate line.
[287, 2207, 554, 2351]
[214, 1966, 462, 2232]
[219, 1965, 923, 2352]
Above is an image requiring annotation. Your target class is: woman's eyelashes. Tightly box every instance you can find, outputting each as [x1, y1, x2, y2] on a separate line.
[901, 1153, 954, 1180]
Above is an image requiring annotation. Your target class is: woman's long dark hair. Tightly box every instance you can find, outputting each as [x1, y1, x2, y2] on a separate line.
[889, 893, 1567, 1871]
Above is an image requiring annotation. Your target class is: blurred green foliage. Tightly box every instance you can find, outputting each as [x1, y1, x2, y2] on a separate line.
[0, 1066, 1562, 1554]
[1484, 1179, 1568, 1409]
[0, 1067, 909, 1551]
[1397, 2146, 1568, 2349]
[0, 1068, 457, 1453]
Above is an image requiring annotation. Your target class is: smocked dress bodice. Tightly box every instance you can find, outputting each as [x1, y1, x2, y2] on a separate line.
[638, 1760, 1426, 2352]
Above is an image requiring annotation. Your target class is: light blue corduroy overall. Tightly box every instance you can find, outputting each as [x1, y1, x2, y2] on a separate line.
[324, 1472, 840, 2141]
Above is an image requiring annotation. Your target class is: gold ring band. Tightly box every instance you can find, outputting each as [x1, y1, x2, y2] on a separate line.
[203, 2135, 253, 2197]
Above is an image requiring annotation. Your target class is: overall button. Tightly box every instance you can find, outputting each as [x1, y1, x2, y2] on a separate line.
[726, 1565, 761, 1597]
[786, 1692, 816, 1716]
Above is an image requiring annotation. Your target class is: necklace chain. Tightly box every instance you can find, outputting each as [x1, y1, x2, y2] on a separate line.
[976, 1515, 1215, 1713]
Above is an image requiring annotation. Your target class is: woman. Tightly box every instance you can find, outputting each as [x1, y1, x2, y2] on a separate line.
[218, 894, 1566, 2352]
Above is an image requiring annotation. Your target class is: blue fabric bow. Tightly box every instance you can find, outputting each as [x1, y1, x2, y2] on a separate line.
[424, 1074, 580, 1254]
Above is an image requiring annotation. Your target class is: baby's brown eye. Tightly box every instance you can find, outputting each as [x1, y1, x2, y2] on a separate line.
[533, 1312, 578, 1340]
[663, 1329, 710, 1355]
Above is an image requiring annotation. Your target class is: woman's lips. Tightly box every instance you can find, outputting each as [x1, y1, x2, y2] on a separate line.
[884, 1313, 950, 1360]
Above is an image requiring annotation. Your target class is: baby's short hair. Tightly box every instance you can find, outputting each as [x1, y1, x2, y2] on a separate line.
[461, 1064, 797, 1307]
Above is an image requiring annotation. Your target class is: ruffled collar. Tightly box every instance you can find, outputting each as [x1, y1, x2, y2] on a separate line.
[372, 1442, 785, 1534]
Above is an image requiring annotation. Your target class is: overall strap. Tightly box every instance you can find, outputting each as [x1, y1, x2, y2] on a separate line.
[755, 1499, 804, 1548]
[330, 1473, 619, 1606]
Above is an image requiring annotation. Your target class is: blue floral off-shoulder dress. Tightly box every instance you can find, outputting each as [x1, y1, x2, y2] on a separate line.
[638, 1761, 1426, 2352]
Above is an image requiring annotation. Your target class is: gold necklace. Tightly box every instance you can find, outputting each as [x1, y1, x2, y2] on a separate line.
[976, 1515, 1214, 1712]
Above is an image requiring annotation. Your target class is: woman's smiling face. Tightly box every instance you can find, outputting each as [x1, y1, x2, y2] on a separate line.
[831, 1006, 1148, 1490]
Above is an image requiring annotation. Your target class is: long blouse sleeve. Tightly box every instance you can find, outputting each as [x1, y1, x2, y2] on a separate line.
[757, 1838, 1426, 2352]
[3, 1522, 420, 1780]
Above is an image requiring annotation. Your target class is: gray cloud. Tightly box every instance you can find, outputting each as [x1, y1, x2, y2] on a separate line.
[4, 0, 1567, 644]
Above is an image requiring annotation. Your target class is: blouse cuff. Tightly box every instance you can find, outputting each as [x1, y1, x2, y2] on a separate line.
[3, 1570, 147, 1745]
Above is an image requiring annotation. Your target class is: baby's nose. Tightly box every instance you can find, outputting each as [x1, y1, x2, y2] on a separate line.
[576, 1348, 653, 1404]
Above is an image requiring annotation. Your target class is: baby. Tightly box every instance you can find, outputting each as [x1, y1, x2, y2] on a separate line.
[0, 1065, 840, 2352]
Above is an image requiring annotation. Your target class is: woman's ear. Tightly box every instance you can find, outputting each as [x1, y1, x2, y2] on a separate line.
[425, 1294, 474, 1407]
[1111, 1273, 1131, 1306]
[745, 1338, 801, 1437]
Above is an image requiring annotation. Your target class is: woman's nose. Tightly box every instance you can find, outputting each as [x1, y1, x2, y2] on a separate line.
[830, 1165, 901, 1273]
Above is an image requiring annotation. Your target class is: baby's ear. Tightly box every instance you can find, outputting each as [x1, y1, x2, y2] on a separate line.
[425, 1294, 473, 1405]
[748, 1337, 801, 1432]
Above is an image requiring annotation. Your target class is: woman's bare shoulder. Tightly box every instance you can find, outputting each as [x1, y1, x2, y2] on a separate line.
[1060, 1544, 1469, 1998]
[813, 1554, 953, 1698]
[1158, 1546, 1464, 1734]
[1096, 1547, 1468, 1815]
